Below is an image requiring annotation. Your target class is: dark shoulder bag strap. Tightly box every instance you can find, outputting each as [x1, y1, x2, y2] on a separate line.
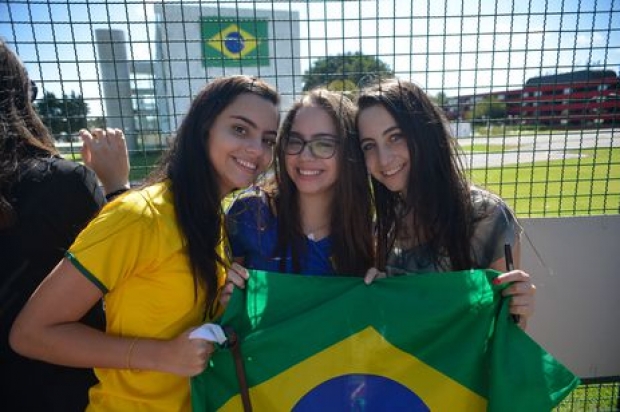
[224, 326, 253, 412]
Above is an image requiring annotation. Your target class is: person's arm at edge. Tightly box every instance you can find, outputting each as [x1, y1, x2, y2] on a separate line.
[10, 258, 212, 377]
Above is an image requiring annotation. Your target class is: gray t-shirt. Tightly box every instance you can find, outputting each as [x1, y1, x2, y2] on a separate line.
[386, 187, 520, 275]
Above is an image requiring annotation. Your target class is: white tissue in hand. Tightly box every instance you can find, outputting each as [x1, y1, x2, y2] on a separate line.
[188, 323, 227, 344]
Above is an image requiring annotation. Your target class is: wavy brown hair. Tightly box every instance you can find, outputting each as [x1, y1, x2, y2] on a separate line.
[148, 75, 280, 311]
[356, 79, 474, 271]
[0, 40, 57, 229]
[272, 89, 374, 275]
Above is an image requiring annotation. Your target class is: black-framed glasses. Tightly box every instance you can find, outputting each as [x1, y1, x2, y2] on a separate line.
[283, 135, 339, 159]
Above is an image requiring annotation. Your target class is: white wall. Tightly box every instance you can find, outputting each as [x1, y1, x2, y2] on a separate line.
[521, 215, 620, 378]
[154, 4, 301, 131]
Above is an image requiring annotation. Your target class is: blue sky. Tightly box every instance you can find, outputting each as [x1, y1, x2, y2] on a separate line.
[1, 0, 618, 115]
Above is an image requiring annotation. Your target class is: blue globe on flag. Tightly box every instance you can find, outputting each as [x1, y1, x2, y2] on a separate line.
[292, 374, 430, 412]
[224, 32, 245, 54]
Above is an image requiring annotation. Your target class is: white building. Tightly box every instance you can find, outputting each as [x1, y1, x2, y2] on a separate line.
[97, 4, 301, 148]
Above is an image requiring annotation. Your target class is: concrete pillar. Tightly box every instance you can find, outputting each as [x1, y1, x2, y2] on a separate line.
[94, 29, 137, 151]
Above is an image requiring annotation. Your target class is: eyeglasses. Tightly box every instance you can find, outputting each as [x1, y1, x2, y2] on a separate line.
[283, 135, 339, 159]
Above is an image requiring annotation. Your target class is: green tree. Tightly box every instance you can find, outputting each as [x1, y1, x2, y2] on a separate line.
[326, 79, 358, 92]
[466, 96, 506, 122]
[302, 52, 394, 91]
[434, 91, 448, 106]
[35, 91, 90, 139]
[87, 116, 106, 130]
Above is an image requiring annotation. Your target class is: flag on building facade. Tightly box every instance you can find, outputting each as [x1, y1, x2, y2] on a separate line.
[192, 269, 578, 411]
[202, 18, 269, 67]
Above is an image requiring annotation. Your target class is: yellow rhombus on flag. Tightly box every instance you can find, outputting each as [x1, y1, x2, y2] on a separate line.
[192, 270, 579, 411]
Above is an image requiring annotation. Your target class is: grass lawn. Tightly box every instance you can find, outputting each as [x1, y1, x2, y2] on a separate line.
[459, 143, 520, 153]
[64, 149, 164, 183]
[554, 380, 620, 411]
[127, 150, 165, 182]
[65, 144, 619, 217]
[469, 147, 620, 217]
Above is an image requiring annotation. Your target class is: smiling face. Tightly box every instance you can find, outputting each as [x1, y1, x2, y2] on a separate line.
[284, 105, 339, 200]
[357, 104, 411, 194]
[208, 93, 279, 196]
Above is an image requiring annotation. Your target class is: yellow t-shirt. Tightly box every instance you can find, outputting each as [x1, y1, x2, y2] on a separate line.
[68, 181, 227, 412]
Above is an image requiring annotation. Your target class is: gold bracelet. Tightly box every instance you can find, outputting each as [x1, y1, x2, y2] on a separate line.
[126, 338, 139, 370]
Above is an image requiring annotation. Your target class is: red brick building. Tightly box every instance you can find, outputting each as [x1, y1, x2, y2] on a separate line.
[445, 70, 620, 128]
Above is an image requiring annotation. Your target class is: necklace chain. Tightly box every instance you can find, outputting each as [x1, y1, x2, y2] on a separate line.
[303, 222, 330, 237]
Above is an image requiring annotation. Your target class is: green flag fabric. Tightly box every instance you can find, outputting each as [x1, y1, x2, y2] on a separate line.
[201, 18, 269, 67]
[192, 269, 578, 411]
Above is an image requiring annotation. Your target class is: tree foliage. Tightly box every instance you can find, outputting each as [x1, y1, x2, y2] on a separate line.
[465, 96, 507, 121]
[87, 116, 106, 130]
[302, 52, 394, 91]
[433, 92, 448, 106]
[34, 91, 90, 139]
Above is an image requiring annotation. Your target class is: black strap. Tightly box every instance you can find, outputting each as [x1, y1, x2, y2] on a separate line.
[504, 243, 521, 324]
[104, 187, 128, 202]
[224, 327, 253, 412]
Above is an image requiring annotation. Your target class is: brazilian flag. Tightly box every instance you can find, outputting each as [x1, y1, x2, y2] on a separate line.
[192, 270, 578, 411]
[202, 18, 269, 67]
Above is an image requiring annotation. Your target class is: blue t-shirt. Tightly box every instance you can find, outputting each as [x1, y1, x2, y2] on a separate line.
[227, 191, 334, 276]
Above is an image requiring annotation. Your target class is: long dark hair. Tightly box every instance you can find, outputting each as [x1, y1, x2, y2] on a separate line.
[0, 40, 57, 229]
[356, 79, 473, 271]
[273, 89, 374, 275]
[148, 75, 279, 310]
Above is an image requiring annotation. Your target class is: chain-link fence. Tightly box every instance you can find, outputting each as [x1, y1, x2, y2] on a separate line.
[2, 0, 618, 218]
[1, 1, 618, 408]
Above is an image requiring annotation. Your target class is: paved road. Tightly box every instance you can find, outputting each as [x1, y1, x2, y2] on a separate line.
[458, 129, 619, 168]
[58, 129, 619, 170]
